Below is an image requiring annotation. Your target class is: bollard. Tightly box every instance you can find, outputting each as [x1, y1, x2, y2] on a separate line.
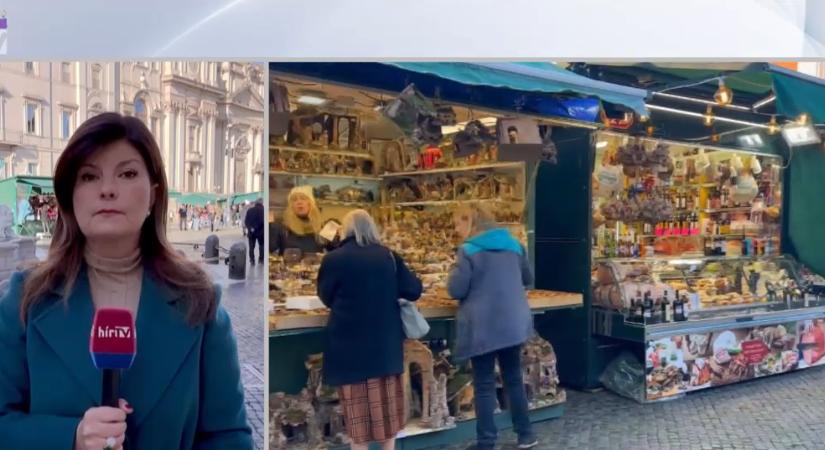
[227, 241, 247, 280]
[204, 235, 220, 265]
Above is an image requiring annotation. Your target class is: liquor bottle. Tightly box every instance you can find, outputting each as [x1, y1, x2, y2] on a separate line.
[643, 292, 653, 323]
[662, 291, 673, 323]
[681, 293, 690, 320]
[673, 291, 685, 322]
[704, 237, 714, 256]
[635, 293, 645, 322]
[720, 214, 731, 235]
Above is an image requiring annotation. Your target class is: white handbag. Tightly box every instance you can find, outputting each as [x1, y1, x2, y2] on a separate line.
[389, 250, 430, 339]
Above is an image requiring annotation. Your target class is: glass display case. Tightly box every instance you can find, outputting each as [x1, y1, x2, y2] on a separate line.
[593, 255, 821, 324]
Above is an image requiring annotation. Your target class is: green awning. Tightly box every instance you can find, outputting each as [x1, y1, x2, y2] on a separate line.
[387, 62, 650, 116]
[18, 176, 54, 195]
[230, 191, 262, 205]
[770, 65, 825, 124]
[177, 192, 221, 206]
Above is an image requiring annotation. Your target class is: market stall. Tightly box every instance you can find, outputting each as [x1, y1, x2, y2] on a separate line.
[535, 63, 825, 402]
[267, 62, 647, 449]
[0, 175, 56, 236]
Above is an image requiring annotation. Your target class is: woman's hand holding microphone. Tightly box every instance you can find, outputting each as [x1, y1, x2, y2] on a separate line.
[75, 399, 133, 450]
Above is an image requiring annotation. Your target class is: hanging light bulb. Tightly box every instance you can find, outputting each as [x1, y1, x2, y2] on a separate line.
[704, 105, 715, 126]
[767, 115, 780, 135]
[714, 78, 733, 106]
[646, 125, 655, 136]
[798, 113, 810, 125]
[639, 114, 649, 123]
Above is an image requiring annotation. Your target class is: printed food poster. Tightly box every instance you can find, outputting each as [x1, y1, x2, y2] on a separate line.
[645, 337, 688, 400]
[748, 323, 799, 377]
[797, 319, 825, 368]
[645, 319, 813, 400]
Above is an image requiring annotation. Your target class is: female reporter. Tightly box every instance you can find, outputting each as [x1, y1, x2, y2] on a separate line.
[0, 113, 252, 450]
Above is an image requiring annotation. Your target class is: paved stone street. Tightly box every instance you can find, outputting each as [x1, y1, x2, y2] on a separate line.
[168, 227, 267, 450]
[35, 225, 267, 450]
[440, 366, 825, 450]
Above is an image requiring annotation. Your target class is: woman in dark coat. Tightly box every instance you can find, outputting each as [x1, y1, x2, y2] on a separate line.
[317, 209, 422, 450]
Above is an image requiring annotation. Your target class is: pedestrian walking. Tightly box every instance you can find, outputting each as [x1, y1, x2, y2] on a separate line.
[178, 204, 188, 231]
[244, 198, 265, 265]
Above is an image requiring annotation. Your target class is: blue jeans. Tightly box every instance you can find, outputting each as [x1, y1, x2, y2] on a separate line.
[471, 345, 534, 449]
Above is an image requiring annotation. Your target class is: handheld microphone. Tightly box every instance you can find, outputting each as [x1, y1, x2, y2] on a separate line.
[90, 308, 136, 408]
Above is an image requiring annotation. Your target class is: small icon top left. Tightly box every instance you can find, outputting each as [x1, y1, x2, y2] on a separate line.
[0, 11, 7, 55]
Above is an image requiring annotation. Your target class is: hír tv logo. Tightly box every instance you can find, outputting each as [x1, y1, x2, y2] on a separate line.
[96, 325, 133, 339]
[0, 11, 7, 55]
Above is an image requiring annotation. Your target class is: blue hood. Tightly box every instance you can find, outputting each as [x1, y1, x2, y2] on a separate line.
[462, 228, 524, 256]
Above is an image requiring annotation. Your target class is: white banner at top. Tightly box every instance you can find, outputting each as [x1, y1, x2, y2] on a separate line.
[0, 0, 823, 59]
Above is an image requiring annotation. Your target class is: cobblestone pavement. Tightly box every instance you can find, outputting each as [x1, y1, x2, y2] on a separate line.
[36, 226, 267, 450]
[183, 230, 266, 450]
[440, 366, 825, 450]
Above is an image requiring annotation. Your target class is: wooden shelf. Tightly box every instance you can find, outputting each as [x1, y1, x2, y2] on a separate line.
[704, 207, 754, 213]
[381, 162, 524, 178]
[269, 290, 582, 330]
[393, 198, 524, 207]
[669, 182, 719, 188]
[317, 200, 375, 208]
[270, 144, 374, 159]
[270, 171, 381, 182]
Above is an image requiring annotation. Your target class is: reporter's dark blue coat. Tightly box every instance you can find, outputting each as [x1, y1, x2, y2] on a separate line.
[0, 269, 253, 450]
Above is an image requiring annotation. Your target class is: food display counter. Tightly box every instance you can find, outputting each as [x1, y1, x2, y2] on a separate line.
[586, 132, 825, 402]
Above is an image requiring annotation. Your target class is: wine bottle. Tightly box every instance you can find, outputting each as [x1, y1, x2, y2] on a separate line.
[662, 291, 673, 323]
[643, 292, 653, 323]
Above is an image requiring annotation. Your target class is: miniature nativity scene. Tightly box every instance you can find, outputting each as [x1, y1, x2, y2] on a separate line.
[269, 336, 565, 450]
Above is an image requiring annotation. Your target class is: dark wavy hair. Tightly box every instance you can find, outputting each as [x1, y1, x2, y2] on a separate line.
[20, 112, 216, 325]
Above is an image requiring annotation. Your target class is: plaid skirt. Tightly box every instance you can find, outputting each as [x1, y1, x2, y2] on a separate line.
[338, 375, 406, 444]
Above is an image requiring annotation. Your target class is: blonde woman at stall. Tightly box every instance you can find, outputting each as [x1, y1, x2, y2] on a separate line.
[448, 203, 539, 450]
[270, 185, 326, 256]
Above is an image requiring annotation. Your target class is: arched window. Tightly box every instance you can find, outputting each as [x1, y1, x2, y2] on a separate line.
[134, 96, 147, 123]
[91, 64, 102, 90]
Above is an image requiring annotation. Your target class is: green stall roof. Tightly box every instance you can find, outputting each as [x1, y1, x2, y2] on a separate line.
[230, 191, 262, 205]
[388, 62, 650, 116]
[17, 176, 54, 195]
[176, 192, 222, 206]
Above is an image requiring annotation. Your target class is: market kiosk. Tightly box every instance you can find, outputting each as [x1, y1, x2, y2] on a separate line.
[536, 63, 825, 402]
[267, 62, 648, 449]
[0, 175, 56, 236]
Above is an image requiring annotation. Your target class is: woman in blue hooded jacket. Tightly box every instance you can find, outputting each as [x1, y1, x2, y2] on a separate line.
[447, 204, 538, 450]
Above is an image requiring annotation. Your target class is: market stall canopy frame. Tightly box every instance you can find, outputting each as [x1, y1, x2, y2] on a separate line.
[270, 62, 650, 123]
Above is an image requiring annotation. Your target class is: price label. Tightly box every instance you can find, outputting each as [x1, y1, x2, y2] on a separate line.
[741, 340, 770, 364]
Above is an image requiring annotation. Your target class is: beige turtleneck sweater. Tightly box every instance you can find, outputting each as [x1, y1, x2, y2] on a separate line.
[84, 247, 143, 314]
